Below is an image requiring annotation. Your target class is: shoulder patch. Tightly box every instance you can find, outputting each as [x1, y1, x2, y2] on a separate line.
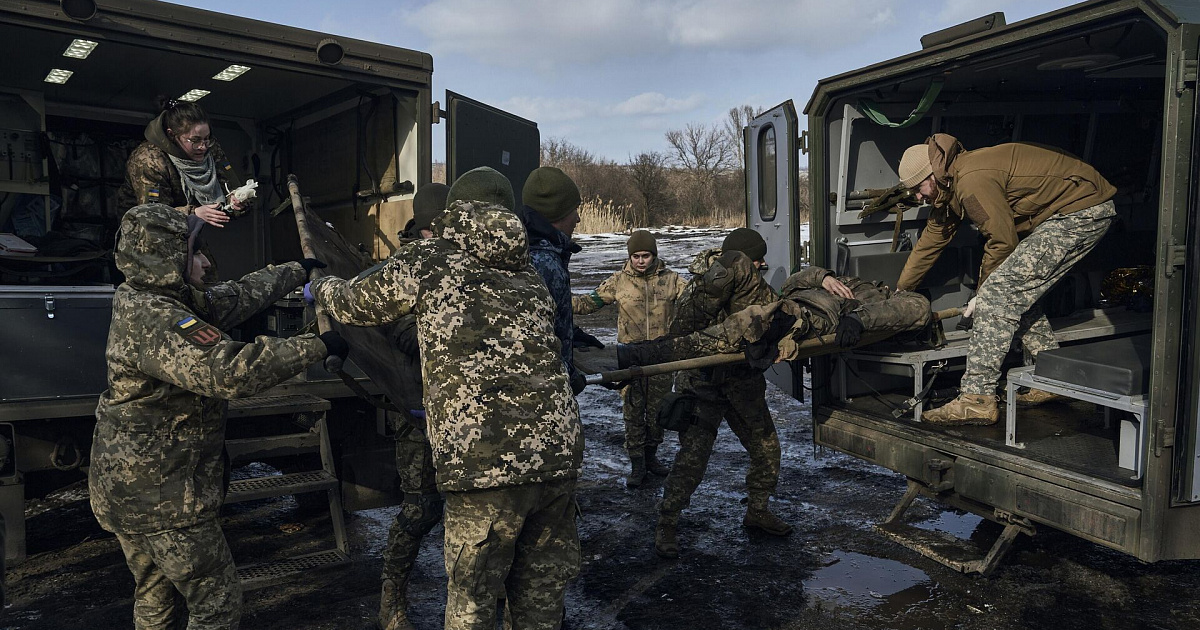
[962, 195, 989, 226]
[173, 316, 222, 346]
[147, 188, 160, 200]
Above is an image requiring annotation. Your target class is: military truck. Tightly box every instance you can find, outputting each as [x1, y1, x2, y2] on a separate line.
[746, 0, 1200, 573]
[0, 0, 539, 572]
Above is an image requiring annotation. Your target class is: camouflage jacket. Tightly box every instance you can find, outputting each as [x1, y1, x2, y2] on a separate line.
[116, 112, 250, 218]
[780, 266, 931, 336]
[311, 201, 584, 492]
[572, 258, 685, 343]
[90, 204, 326, 535]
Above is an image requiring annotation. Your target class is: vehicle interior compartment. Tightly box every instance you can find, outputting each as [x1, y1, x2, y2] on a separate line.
[0, 18, 422, 292]
[818, 13, 1167, 486]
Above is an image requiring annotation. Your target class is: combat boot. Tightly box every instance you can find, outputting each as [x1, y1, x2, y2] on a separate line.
[627, 454, 647, 488]
[922, 394, 999, 426]
[645, 445, 670, 476]
[1016, 388, 1066, 407]
[655, 513, 680, 559]
[743, 500, 793, 536]
[379, 577, 415, 630]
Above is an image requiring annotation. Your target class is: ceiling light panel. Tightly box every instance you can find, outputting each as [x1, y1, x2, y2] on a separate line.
[212, 64, 250, 81]
[178, 89, 211, 102]
[63, 39, 98, 59]
[45, 69, 74, 84]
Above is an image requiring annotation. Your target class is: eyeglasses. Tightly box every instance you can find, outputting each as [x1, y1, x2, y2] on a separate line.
[181, 136, 214, 149]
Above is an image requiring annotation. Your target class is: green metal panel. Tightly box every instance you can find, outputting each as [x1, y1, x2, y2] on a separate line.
[445, 91, 540, 205]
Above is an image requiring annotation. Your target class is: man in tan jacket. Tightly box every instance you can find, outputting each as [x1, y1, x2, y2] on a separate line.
[574, 230, 685, 486]
[895, 134, 1117, 425]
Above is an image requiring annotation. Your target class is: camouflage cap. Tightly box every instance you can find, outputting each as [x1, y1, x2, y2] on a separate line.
[115, 203, 189, 290]
[447, 167, 515, 212]
[523, 166, 581, 222]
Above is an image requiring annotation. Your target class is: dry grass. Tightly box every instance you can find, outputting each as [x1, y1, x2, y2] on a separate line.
[576, 197, 630, 234]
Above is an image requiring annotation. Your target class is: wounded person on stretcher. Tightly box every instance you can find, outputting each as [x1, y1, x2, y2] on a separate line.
[618, 265, 932, 369]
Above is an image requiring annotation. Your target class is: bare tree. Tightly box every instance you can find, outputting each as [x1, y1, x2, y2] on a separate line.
[725, 105, 762, 169]
[627, 151, 671, 227]
[665, 123, 736, 217]
[541, 137, 595, 170]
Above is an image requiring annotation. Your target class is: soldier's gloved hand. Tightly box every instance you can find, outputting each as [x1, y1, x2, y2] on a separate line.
[744, 311, 797, 370]
[570, 370, 587, 396]
[303, 282, 315, 305]
[393, 316, 419, 357]
[962, 296, 978, 318]
[319, 331, 350, 360]
[834, 313, 865, 348]
[300, 258, 327, 275]
[572, 326, 605, 349]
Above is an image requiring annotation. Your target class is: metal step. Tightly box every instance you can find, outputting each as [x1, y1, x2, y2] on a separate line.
[225, 432, 321, 464]
[225, 470, 337, 504]
[227, 394, 330, 419]
[236, 548, 351, 590]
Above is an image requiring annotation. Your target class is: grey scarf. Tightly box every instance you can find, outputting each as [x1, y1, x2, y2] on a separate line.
[168, 153, 225, 206]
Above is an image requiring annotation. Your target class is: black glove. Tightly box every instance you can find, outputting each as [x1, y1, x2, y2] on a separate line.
[300, 258, 327, 275]
[319, 331, 350, 360]
[570, 370, 587, 396]
[572, 326, 605, 349]
[744, 312, 796, 370]
[834, 313, 865, 348]
[393, 316, 419, 357]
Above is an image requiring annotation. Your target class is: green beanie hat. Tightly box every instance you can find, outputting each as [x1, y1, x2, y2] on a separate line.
[522, 166, 581, 222]
[447, 166, 515, 211]
[412, 183, 450, 232]
[722, 227, 767, 261]
[627, 230, 657, 256]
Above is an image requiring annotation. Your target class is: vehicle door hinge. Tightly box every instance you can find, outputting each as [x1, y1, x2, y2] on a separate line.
[1176, 56, 1197, 96]
[799, 129, 810, 155]
[431, 100, 445, 123]
[1165, 237, 1186, 278]
[1155, 420, 1175, 457]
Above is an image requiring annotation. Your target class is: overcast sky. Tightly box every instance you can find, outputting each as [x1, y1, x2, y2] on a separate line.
[173, 0, 1078, 165]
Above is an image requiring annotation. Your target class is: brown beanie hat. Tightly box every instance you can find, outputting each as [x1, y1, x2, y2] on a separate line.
[898, 144, 934, 189]
[722, 227, 767, 261]
[522, 167, 581, 222]
[412, 183, 450, 232]
[447, 166, 515, 211]
[627, 230, 657, 256]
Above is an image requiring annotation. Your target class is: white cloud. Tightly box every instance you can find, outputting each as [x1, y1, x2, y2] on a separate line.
[402, 0, 899, 69]
[498, 91, 703, 122]
[612, 92, 704, 116]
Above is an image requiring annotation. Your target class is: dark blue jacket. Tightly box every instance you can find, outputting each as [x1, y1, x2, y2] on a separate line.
[520, 205, 582, 379]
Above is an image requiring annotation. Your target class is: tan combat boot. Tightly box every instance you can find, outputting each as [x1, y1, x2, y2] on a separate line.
[655, 514, 680, 559]
[1016, 388, 1066, 407]
[922, 394, 999, 426]
[743, 498, 793, 536]
[379, 577, 415, 630]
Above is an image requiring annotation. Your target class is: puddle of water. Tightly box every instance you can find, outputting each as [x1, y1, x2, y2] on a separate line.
[805, 550, 933, 612]
[912, 510, 984, 539]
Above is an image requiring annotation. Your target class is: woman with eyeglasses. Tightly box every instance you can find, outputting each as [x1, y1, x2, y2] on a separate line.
[118, 98, 251, 229]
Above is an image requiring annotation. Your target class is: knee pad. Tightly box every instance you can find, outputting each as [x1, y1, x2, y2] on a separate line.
[396, 492, 444, 536]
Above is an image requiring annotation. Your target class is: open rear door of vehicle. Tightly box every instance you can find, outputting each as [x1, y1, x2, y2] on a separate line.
[1176, 34, 1200, 504]
[445, 91, 540, 202]
[745, 100, 801, 396]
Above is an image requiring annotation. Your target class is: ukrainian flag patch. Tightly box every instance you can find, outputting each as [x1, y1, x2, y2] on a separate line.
[173, 316, 221, 346]
[148, 188, 160, 200]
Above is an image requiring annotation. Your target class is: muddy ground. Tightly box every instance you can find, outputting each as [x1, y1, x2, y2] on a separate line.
[5, 228, 1200, 629]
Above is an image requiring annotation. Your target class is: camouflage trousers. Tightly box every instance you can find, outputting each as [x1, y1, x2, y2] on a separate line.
[621, 374, 671, 452]
[443, 479, 579, 630]
[383, 427, 442, 584]
[114, 519, 241, 630]
[961, 201, 1116, 395]
[660, 371, 781, 515]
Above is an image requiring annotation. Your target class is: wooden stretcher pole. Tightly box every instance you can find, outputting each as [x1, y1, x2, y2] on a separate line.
[288, 174, 344, 373]
[585, 307, 963, 385]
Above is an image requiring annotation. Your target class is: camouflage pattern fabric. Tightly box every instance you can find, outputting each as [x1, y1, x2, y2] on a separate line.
[310, 200, 584, 492]
[382, 427, 441, 583]
[660, 247, 781, 517]
[960, 201, 1116, 395]
[114, 520, 240, 630]
[622, 374, 671, 451]
[572, 258, 686, 343]
[660, 371, 779, 513]
[443, 479, 579, 630]
[90, 204, 327, 535]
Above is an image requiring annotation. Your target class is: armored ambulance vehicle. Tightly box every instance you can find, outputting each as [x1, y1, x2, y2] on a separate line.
[0, 0, 539, 575]
[746, 0, 1200, 572]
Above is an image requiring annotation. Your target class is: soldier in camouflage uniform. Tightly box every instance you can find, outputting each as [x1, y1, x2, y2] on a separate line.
[573, 230, 685, 486]
[310, 167, 583, 630]
[649, 229, 790, 559]
[895, 134, 1117, 425]
[379, 183, 449, 630]
[90, 203, 345, 630]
